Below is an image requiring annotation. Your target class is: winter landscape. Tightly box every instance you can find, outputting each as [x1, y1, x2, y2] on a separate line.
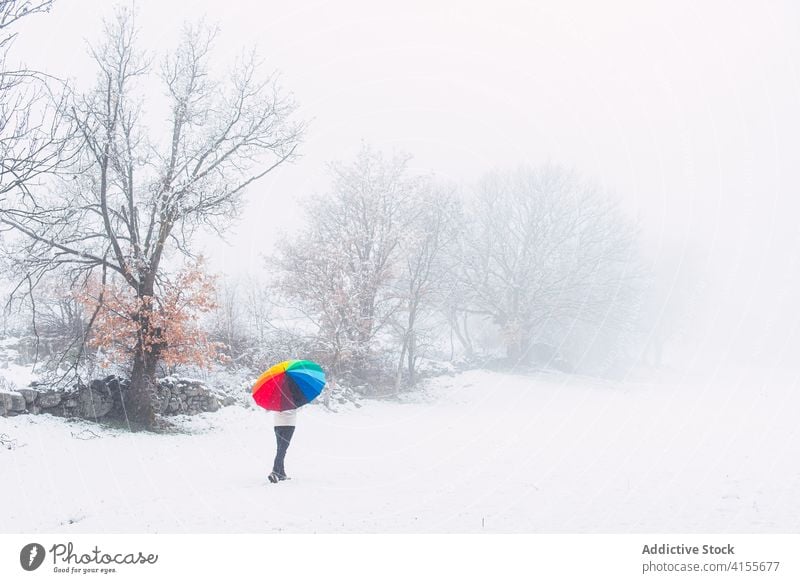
[2, 0, 800, 536]
[4, 366, 800, 533]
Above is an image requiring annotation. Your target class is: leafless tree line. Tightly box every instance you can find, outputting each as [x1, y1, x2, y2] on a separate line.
[260, 146, 644, 392]
[1, 0, 652, 427]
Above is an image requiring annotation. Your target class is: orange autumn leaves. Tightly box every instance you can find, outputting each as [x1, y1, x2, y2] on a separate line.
[76, 260, 228, 369]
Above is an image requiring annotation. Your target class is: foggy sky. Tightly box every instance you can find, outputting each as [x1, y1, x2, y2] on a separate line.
[11, 0, 800, 368]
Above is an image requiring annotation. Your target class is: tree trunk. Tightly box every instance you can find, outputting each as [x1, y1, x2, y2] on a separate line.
[449, 309, 474, 360]
[394, 337, 408, 394]
[126, 345, 157, 429]
[124, 296, 159, 429]
[406, 331, 416, 387]
[505, 328, 528, 364]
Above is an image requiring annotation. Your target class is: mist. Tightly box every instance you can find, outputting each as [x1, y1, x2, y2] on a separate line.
[6, 0, 800, 373]
[3, 0, 800, 543]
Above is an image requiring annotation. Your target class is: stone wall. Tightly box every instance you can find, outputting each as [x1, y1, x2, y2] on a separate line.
[155, 377, 234, 415]
[0, 375, 233, 421]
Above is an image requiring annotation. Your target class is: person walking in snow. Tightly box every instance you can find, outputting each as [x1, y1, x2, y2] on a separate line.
[269, 408, 297, 483]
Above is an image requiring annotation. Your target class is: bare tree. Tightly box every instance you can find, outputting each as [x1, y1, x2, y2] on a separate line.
[391, 185, 460, 390]
[0, 7, 302, 428]
[272, 146, 418, 380]
[457, 165, 641, 364]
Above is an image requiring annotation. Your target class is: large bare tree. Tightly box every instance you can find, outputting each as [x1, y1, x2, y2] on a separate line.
[272, 146, 418, 380]
[0, 7, 302, 427]
[457, 165, 641, 363]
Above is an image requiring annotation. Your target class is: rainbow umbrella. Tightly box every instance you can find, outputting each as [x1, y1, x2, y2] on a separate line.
[252, 360, 326, 411]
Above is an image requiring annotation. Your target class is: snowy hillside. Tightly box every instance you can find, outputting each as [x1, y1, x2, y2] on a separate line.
[1, 368, 798, 533]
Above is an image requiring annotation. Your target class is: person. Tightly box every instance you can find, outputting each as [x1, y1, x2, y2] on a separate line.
[269, 408, 297, 483]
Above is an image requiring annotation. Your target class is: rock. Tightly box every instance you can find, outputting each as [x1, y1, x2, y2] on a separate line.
[9, 391, 26, 411]
[18, 388, 37, 405]
[204, 397, 220, 413]
[38, 391, 62, 408]
[89, 379, 110, 394]
[77, 385, 113, 419]
[104, 375, 124, 394]
[152, 389, 170, 415]
[183, 385, 203, 397]
[0, 391, 12, 412]
[167, 398, 181, 414]
[0, 399, 6, 416]
[0, 390, 26, 412]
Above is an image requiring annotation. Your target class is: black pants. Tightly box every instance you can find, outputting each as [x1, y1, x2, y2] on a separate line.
[272, 425, 295, 477]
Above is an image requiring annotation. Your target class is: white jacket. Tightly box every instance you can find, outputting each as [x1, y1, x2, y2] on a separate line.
[273, 409, 297, 426]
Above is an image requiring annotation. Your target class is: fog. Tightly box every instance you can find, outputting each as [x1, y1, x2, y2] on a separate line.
[4, 1, 800, 544]
[11, 0, 800, 371]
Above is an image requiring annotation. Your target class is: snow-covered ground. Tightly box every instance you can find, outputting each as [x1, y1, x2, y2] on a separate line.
[1, 368, 798, 533]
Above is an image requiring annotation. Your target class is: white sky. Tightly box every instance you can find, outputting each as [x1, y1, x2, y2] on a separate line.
[11, 0, 800, 365]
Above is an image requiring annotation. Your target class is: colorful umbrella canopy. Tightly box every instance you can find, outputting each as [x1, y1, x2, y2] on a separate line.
[252, 359, 326, 411]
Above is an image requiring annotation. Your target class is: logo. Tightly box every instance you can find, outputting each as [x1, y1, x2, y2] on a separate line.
[20, 543, 46, 571]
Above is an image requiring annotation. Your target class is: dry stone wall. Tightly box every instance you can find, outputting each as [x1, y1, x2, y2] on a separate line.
[0, 375, 234, 420]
